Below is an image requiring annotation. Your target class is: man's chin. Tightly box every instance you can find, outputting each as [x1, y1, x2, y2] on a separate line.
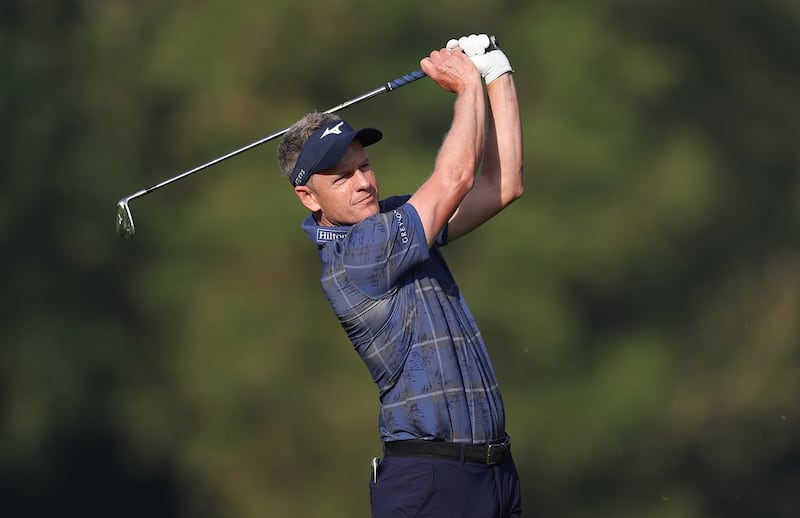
[331, 199, 379, 226]
[358, 197, 380, 213]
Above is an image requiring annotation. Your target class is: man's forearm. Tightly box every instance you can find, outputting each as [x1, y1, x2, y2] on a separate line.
[482, 74, 524, 202]
[435, 82, 486, 186]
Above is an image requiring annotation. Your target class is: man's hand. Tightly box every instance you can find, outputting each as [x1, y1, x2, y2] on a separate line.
[420, 46, 482, 94]
[446, 34, 513, 85]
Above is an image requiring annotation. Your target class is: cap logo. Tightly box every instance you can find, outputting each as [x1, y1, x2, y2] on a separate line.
[320, 121, 345, 139]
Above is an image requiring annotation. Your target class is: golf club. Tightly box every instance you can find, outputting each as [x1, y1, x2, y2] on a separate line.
[115, 37, 498, 238]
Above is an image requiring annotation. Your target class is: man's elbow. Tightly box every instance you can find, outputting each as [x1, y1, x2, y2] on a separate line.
[455, 163, 477, 196]
[504, 165, 525, 205]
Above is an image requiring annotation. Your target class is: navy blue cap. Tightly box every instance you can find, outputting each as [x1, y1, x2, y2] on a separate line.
[290, 120, 382, 186]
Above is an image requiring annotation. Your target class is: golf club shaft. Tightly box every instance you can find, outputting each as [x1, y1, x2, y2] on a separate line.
[116, 35, 500, 238]
[123, 69, 427, 204]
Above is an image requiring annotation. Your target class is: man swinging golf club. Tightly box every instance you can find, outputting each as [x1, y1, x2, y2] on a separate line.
[278, 34, 524, 517]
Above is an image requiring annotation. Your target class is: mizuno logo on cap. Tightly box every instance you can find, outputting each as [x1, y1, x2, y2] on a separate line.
[321, 121, 345, 139]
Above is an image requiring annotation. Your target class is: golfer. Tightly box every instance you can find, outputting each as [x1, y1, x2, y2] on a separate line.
[278, 34, 523, 517]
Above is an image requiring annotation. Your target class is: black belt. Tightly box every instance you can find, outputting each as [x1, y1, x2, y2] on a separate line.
[384, 436, 511, 466]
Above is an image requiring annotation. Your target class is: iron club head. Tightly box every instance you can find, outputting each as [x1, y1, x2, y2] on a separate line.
[116, 197, 136, 238]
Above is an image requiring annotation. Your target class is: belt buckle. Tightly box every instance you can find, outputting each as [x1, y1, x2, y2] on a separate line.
[485, 442, 506, 465]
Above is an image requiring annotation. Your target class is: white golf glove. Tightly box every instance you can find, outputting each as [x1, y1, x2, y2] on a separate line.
[446, 33, 513, 85]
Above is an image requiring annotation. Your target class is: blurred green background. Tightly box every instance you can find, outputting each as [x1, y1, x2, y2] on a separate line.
[2, 0, 799, 516]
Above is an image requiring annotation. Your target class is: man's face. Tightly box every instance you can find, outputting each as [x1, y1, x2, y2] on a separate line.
[295, 140, 380, 226]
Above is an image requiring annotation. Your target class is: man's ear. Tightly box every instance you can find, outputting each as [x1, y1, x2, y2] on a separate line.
[294, 185, 321, 213]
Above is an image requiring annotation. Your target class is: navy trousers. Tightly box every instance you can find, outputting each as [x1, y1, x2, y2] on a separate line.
[369, 452, 522, 517]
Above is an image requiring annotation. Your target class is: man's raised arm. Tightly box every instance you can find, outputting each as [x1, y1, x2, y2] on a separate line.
[409, 45, 487, 248]
[445, 34, 524, 241]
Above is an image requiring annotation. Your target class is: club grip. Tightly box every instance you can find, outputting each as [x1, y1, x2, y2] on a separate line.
[386, 69, 427, 91]
[386, 35, 500, 91]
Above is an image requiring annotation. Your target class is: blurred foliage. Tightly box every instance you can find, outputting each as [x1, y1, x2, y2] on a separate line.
[2, 0, 799, 516]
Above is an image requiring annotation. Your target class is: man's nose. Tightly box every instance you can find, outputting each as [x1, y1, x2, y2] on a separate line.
[353, 169, 373, 187]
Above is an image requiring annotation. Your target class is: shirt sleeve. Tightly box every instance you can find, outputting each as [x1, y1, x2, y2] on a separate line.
[341, 203, 430, 298]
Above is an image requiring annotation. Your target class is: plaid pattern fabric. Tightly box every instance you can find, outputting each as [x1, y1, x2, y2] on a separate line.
[302, 196, 506, 444]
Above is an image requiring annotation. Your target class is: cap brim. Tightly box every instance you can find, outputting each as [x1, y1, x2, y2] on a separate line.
[355, 127, 382, 147]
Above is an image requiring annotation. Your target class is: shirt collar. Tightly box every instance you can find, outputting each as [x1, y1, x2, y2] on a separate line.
[301, 213, 351, 245]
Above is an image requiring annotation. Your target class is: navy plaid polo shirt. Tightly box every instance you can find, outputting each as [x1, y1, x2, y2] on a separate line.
[302, 195, 506, 444]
